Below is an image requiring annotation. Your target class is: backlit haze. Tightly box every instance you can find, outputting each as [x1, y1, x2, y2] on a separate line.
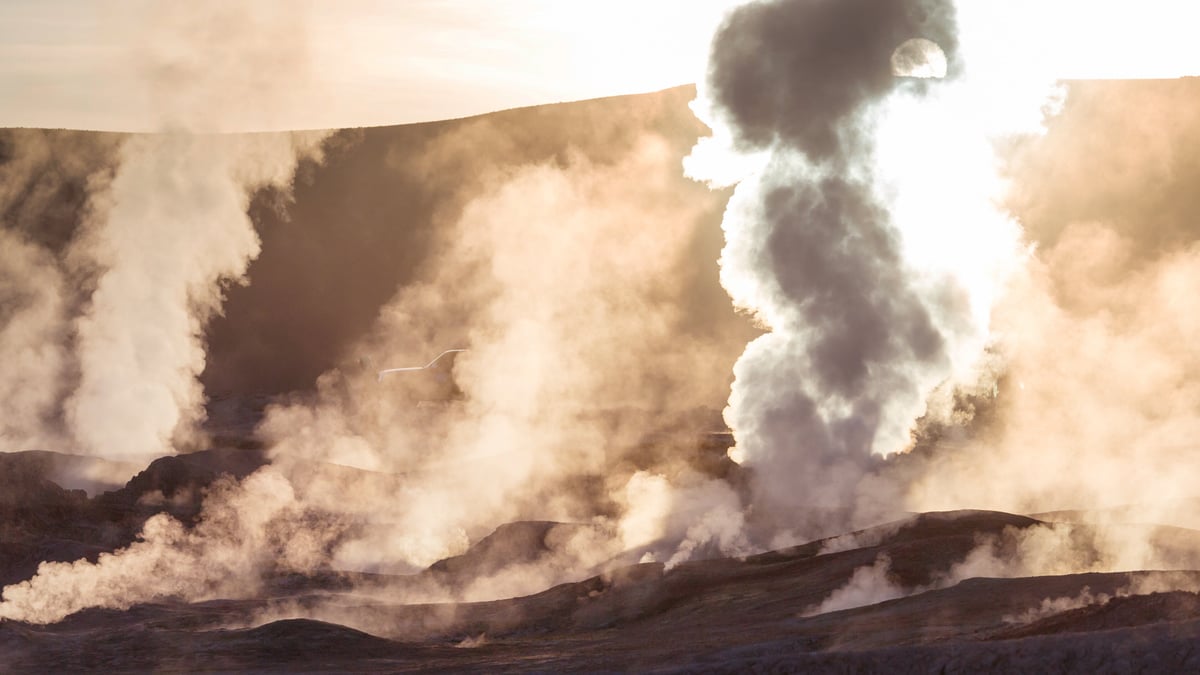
[0, 0, 738, 131]
[8, 0, 1200, 647]
[4, 0, 1199, 132]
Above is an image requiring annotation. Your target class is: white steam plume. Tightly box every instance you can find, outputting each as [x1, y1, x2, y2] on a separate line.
[63, 1, 330, 461]
[0, 228, 72, 451]
[67, 132, 326, 461]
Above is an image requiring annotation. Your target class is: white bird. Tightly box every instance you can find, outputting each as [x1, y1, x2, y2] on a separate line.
[377, 349, 467, 382]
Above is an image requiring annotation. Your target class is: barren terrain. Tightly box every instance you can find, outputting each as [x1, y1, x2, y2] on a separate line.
[6, 441, 1200, 672]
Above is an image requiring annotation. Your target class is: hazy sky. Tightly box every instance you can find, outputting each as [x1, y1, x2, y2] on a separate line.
[2, 0, 1199, 132]
[0, 0, 738, 131]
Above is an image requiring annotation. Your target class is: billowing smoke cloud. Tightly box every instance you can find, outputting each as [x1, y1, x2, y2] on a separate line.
[901, 78, 1200, 527]
[0, 228, 72, 451]
[690, 0, 1200, 588]
[688, 0, 1014, 538]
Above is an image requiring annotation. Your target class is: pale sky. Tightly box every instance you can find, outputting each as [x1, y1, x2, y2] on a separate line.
[0, 0, 739, 131]
[3, 1, 1199, 132]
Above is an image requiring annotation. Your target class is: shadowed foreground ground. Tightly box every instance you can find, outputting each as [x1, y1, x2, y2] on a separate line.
[5, 447, 1200, 673]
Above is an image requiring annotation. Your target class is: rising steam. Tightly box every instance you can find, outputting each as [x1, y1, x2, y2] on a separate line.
[67, 132, 326, 461]
[687, 0, 1030, 537]
[261, 132, 747, 578]
[64, 2, 330, 461]
[0, 130, 120, 453]
[0, 2, 331, 462]
[690, 0, 1200, 581]
[0, 1, 334, 618]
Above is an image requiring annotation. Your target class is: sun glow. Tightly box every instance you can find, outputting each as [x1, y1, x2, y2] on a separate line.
[869, 0, 1200, 394]
[891, 39, 947, 79]
[872, 81, 1028, 383]
[956, 0, 1200, 81]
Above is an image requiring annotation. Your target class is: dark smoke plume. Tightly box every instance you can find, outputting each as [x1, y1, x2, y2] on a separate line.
[700, 0, 964, 537]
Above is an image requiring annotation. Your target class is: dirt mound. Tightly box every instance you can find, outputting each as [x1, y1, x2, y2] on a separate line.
[85, 447, 270, 534]
[425, 521, 594, 585]
[227, 618, 400, 658]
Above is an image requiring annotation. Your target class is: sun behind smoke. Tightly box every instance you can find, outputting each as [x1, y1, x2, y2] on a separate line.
[891, 38, 947, 79]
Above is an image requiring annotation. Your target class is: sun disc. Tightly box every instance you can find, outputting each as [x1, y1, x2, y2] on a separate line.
[892, 38, 947, 79]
